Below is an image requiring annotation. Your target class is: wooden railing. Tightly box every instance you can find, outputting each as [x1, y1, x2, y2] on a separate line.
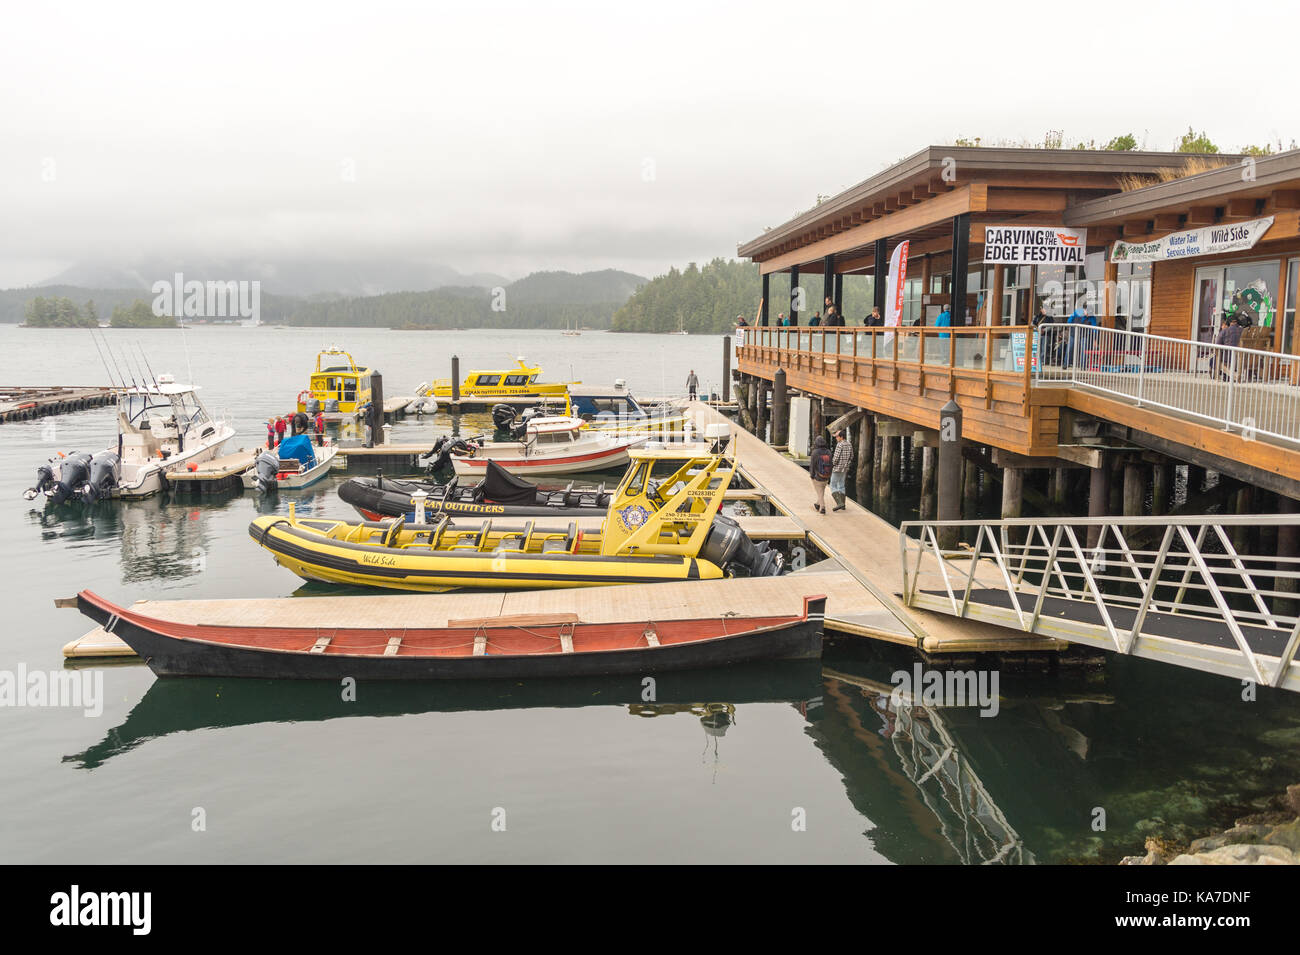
[736, 325, 1037, 411]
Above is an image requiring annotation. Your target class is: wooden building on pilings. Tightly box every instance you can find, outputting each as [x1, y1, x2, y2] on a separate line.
[733, 146, 1300, 553]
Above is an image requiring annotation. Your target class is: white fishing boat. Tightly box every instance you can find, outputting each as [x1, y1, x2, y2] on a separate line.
[242, 437, 338, 493]
[25, 374, 235, 504]
[447, 415, 647, 477]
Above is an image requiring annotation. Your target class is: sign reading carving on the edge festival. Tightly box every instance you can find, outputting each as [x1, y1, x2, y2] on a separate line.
[1110, 216, 1274, 263]
[983, 226, 1087, 264]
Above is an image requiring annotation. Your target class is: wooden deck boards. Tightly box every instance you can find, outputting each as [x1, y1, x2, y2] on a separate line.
[166, 450, 258, 482]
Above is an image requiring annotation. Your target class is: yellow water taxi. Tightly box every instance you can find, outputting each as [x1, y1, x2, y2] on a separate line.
[297, 347, 373, 414]
[424, 357, 576, 406]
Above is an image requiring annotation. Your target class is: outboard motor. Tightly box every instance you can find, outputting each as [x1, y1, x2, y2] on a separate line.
[47, 451, 93, 506]
[304, 398, 321, 415]
[23, 461, 57, 501]
[491, 404, 518, 431]
[80, 452, 121, 504]
[253, 449, 281, 494]
[700, 514, 785, 578]
[424, 436, 475, 474]
[324, 398, 339, 413]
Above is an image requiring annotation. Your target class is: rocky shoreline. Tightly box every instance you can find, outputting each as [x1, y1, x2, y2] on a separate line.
[1120, 783, 1300, 865]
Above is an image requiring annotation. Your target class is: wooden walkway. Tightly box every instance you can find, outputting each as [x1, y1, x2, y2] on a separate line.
[686, 401, 1064, 655]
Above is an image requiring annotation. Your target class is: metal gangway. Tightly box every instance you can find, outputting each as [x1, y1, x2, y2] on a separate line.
[900, 515, 1300, 692]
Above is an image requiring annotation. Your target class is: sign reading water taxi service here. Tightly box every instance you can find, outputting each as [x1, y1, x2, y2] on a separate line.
[983, 226, 1087, 264]
[1109, 216, 1274, 263]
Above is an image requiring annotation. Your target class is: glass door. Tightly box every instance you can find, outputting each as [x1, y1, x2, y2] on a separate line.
[1195, 266, 1224, 343]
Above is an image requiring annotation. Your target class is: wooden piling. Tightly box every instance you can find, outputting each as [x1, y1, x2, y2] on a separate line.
[1152, 463, 1173, 514]
[937, 400, 962, 548]
[920, 446, 936, 521]
[771, 369, 788, 448]
[876, 434, 896, 505]
[1088, 456, 1110, 548]
[721, 336, 731, 403]
[1001, 467, 1024, 520]
[1277, 495, 1298, 618]
[1123, 461, 1144, 516]
[855, 414, 874, 504]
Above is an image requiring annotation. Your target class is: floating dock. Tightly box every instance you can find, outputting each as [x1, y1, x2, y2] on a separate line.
[0, 385, 115, 423]
[165, 450, 258, 495]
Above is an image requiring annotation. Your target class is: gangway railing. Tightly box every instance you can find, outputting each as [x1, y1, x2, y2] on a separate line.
[1033, 323, 1300, 447]
[900, 514, 1300, 691]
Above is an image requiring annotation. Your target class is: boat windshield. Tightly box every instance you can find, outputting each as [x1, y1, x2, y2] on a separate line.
[120, 392, 173, 426]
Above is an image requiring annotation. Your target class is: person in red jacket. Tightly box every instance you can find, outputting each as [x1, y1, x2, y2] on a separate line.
[314, 410, 325, 446]
[274, 415, 287, 446]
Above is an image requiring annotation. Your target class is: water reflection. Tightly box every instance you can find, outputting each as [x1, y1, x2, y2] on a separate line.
[64, 660, 823, 770]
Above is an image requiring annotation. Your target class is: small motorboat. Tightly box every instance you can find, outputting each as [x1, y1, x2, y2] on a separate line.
[447, 414, 645, 477]
[23, 373, 234, 504]
[242, 435, 338, 493]
[339, 459, 614, 521]
[73, 590, 825, 680]
[250, 453, 784, 592]
[494, 383, 690, 437]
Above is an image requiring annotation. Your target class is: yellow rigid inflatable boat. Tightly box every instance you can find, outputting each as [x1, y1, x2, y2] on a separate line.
[248, 454, 783, 592]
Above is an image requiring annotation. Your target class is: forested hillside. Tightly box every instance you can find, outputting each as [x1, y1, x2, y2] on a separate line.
[610, 258, 878, 333]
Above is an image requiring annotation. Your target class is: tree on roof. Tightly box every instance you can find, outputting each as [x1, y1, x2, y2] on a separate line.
[1176, 128, 1219, 153]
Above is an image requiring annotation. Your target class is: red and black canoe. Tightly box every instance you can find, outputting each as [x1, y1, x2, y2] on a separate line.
[75, 591, 826, 680]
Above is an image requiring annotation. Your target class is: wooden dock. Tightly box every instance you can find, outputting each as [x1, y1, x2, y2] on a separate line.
[0, 385, 115, 424]
[62, 568, 908, 659]
[166, 450, 258, 494]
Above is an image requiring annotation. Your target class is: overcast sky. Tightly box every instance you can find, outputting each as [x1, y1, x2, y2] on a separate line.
[2, 0, 1295, 288]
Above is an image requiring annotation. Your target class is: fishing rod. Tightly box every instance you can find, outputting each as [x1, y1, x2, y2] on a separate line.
[87, 328, 121, 392]
[135, 341, 161, 391]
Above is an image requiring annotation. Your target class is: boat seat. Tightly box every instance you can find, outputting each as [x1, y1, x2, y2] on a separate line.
[381, 516, 406, 549]
[495, 520, 535, 553]
[451, 519, 492, 550]
[541, 521, 580, 554]
[425, 514, 451, 549]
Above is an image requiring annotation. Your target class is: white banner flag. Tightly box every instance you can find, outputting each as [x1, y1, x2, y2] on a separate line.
[884, 240, 910, 327]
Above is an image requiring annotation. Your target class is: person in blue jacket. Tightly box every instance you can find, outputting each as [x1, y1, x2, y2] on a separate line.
[934, 306, 952, 340]
[1060, 305, 1093, 367]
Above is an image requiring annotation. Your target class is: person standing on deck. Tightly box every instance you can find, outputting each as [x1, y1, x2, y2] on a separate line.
[265, 418, 275, 450]
[809, 311, 822, 327]
[686, 370, 699, 400]
[735, 314, 748, 327]
[829, 428, 853, 511]
[935, 305, 952, 340]
[867, 306, 883, 326]
[314, 409, 325, 446]
[1060, 305, 1088, 367]
[809, 435, 833, 514]
[274, 415, 286, 446]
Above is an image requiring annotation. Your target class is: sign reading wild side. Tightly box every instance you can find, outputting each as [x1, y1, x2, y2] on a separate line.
[983, 226, 1087, 264]
[1110, 216, 1274, 263]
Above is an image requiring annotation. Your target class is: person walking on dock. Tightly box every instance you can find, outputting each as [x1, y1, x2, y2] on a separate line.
[810, 435, 832, 514]
[686, 370, 699, 400]
[829, 429, 852, 511]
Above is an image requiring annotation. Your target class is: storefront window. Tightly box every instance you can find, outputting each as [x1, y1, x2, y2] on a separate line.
[1116, 262, 1151, 332]
[1193, 259, 1280, 345]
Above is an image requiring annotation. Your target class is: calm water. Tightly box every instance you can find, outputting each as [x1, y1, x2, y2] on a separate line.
[2, 324, 1299, 864]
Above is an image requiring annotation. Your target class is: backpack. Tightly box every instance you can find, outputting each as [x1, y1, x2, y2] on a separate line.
[811, 448, 833, 481]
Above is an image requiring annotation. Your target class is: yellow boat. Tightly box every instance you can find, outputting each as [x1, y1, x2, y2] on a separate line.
[425, 357, 576, 406]
[297, 346, 373, 414]
[248, 453, 784, 592]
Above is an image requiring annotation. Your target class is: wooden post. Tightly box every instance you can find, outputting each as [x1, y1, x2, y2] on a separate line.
[721, 336, 731, 402]
[1152, 462, 1172, 514]
[950, 213, 971, 326]
[451, 355, 460, 404]
[856, 414, 874, 505]
[772, 368, 788, 448]
[920, 446, 937, 520]
[1233, 485, 1254, 552]
[1088, 456, 1110, 548]
[1123, 461, 1144, 516]
[811, 398, 824, 447]
[876, 433, 896, 505]
[370, 371, 385, 446]
[1002, 467, 1024, 520]
[760, 275, 770, 326]
[990, 264, 1004, 325]
[756, 379, 769, 442]
[963, 452, 980, 518]
[873, 239, 888, 316]
[1049, 467, 1068, 506]
[937, 400, 962, 548]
